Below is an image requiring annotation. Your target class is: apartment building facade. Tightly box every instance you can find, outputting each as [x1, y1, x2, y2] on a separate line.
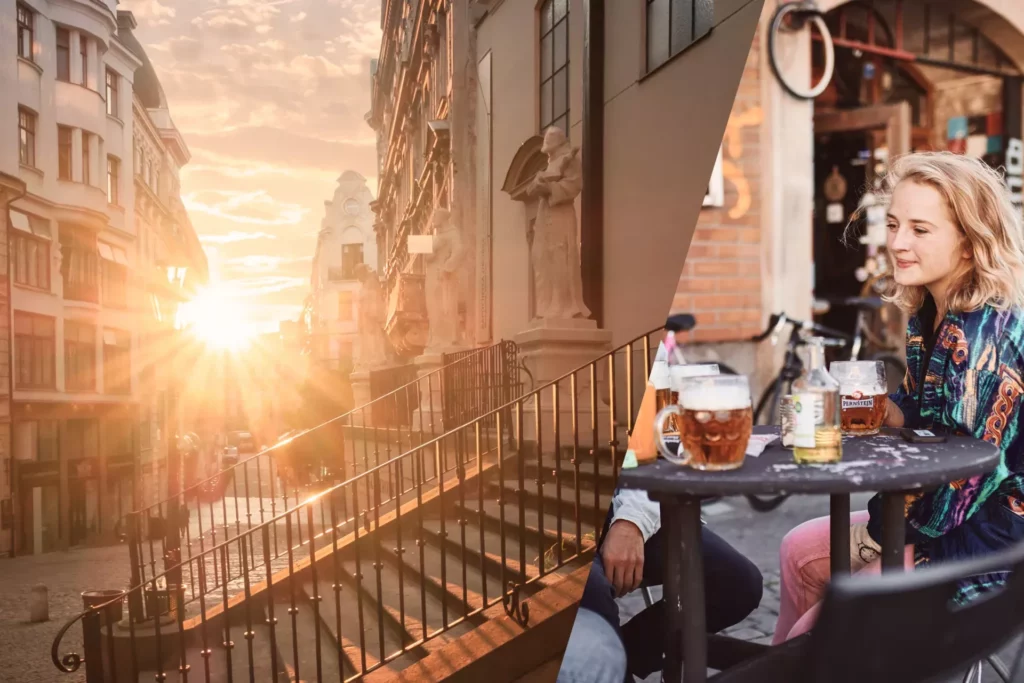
[1, 2, 205, 555]
[310, 170, 377, 372]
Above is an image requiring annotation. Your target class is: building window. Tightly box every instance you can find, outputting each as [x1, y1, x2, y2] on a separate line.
[341, 243, 364, 280]
[338, 291, 354, 321]
[56, 27, 71, 82]
[646, 0, 714, 72]
[14, 312, 55, 389]
[105, 70, 118, 118]
[107, 156, 119, 205]
[18, 108, 36, 168]
[103, 329, 131, 395]
[98, 242, 128, 308]
[58, 126, 73, 180]
[79, 34, 88, 86]
[539, 0, 569, 134]
[12, 229, 50, 292]
[82, 133, 91, 186]
[59, 226, 99, 303]
[17, 4, 34, 61]
[65, 320, 96, 391]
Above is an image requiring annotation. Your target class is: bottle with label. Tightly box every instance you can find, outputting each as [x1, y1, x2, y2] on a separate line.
[790, 337, 842, 464]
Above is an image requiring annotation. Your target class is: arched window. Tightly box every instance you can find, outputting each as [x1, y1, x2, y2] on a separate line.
[539, 0, 569, 134]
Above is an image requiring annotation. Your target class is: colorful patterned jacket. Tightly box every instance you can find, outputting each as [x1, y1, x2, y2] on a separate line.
[868, 298, 1024, 601]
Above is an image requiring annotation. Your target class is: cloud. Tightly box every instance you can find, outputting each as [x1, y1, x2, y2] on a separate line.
[291, 11, 307, 22]
[126, 0, 176, 26]
[224, 254, 313, 274]
[199, 231, 279, 244]
[185, 190, 308, 226]
[168, 36, 203, 62]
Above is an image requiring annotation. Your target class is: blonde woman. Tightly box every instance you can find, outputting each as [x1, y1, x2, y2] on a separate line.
[773, 151, 1024, 643]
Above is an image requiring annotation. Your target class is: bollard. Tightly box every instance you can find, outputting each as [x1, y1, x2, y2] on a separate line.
[29, 584, 48, 622]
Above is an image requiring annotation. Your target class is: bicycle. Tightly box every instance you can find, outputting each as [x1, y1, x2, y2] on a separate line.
[742, 299, 907, 512]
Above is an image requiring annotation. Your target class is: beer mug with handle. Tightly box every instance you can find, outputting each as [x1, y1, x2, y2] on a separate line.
[830, 360, 888, 436]
[653, 364, 720, 464]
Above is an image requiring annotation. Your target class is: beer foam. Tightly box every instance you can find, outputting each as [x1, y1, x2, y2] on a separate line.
[680, 385, 751, 411]
[840, 384, 885, 396]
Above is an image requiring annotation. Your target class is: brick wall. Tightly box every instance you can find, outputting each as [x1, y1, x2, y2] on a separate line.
[671, 29, 764, 344]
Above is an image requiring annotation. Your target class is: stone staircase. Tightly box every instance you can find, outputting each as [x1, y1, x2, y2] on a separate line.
[121, 443, 619, 682]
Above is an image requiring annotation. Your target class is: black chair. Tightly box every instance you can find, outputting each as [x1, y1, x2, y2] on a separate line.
[709, 540, 1024, 683]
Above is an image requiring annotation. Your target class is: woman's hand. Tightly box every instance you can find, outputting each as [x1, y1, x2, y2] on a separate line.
[884, 398, 905, 428]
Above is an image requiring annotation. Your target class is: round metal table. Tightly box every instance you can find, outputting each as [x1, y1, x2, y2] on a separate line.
[616, 426, 1000, 683]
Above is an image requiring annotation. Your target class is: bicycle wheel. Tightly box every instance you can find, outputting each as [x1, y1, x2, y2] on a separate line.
[753, 375, 783, 426]
[747, 374, 792, 513]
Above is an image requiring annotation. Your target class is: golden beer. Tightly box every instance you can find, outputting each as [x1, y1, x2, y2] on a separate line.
[655, 387, 680, 434]
[829, 361, 889, 437]
[839, 391, 887, 435]
[679, 406, 754, 471]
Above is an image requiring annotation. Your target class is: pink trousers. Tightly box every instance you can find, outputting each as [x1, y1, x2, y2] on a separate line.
[772, 510, 916, 644]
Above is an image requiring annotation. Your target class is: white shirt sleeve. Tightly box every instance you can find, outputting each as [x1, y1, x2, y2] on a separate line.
[610, 487, 661, 542]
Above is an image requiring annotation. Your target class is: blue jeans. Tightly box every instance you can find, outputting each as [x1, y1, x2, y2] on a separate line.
[580, 509, 763, 679]
[557, 607, 629, 683]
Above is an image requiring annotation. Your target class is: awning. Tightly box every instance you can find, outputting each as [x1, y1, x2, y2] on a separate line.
[10, 209, 51, 238]
[98, 242, 129, 266]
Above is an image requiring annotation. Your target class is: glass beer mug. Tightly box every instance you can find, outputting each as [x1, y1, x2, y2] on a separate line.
[652, 364, 719, 465]
[829, 360, 888, 436]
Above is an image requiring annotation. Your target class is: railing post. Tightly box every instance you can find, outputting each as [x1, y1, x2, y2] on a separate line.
[163, 497, 183, 589]
[126, 512, 144, 622]
[81, 608, 105, 683]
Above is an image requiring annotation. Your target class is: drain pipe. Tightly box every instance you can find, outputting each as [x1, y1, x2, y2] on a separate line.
[1, 174, 27, 557]
[581, 0, 605, 328]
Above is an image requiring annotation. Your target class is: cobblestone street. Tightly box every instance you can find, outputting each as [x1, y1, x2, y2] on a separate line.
[0, 544, 131, 683]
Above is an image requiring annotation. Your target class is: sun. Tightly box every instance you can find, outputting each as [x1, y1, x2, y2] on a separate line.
[177, 285, 256, 351]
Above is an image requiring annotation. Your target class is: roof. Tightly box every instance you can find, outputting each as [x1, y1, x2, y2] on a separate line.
[116, 11, 167, 109]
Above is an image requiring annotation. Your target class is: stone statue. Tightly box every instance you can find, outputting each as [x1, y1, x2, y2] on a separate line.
[354, 264, 390, 370]
[423, 208, 465, 349]
[525, 127, 592, 321]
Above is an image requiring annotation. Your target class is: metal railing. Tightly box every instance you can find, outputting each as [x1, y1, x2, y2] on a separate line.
[52, 328, 661, 682]
[121, 341, 523, 623]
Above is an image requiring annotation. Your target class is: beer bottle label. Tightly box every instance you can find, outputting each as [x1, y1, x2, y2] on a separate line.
[792, 393, 821, 449]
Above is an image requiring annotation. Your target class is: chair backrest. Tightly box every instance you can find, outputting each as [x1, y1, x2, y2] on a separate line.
[801, 539, 1024, 683]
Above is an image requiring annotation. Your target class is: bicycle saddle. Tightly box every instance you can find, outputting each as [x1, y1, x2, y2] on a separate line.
[665, 313, 697, 333]
[827, 296, 884, 311]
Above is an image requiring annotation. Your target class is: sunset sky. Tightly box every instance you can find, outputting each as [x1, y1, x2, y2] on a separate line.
[126, 0, 383, 336]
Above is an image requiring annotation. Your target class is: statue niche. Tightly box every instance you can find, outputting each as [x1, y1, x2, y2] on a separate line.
[423, 208, 466, 350]
[502, 127, 591, 323]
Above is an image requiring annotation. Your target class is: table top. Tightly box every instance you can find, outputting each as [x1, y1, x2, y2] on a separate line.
[619, 426, 1000, 497]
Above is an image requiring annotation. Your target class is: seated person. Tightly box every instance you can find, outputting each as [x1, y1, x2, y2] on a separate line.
[557, 607, 629, 683]
[580, 341, 763, 681]
[773, 151, 1024, 644]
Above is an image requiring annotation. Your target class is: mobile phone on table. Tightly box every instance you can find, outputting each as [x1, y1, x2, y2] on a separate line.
[900, 428, 947, 444]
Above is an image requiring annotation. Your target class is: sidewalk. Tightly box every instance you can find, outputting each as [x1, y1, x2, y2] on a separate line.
[0, 544, 131, 683]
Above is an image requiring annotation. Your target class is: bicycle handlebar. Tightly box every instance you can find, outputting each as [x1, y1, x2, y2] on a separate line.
[750, 312, 854, 345]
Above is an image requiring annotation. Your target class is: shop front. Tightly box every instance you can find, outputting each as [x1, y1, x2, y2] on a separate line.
[675, 0, 1024, 401]
[11, 401, 138, 555]
[803, 0, 1023, 346]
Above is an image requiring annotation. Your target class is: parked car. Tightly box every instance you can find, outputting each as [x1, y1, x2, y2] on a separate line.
[227, 430, 257, 455]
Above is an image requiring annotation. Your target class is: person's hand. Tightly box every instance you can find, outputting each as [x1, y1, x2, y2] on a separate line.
[533, 182, 552, 197]
[884, 398, 905, 428]
[600, 520, 645, 598]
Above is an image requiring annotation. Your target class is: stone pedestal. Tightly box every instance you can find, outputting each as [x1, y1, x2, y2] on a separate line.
[514, 318, 614, 451]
